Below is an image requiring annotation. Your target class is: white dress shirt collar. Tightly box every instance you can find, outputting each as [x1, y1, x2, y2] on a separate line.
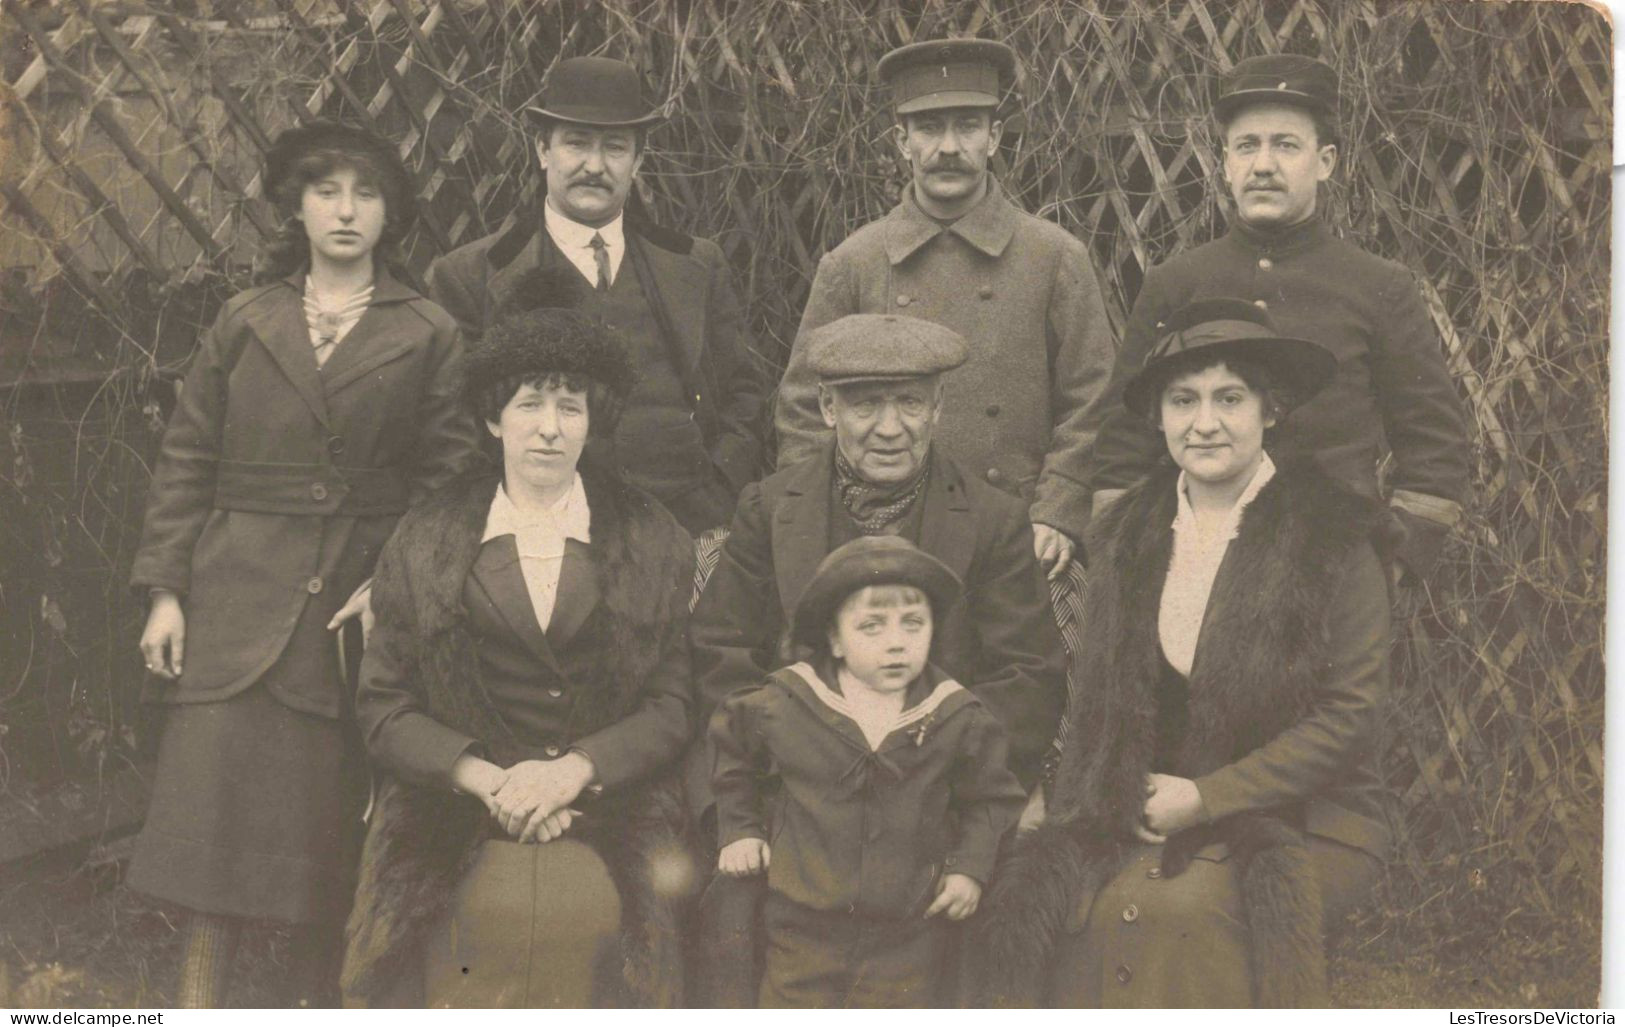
[543, 201, 626, 287]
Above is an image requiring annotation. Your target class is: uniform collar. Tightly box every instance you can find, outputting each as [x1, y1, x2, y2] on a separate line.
[1227, 213, 1330, 256]
[884, 175, 1019, 265]
[544, 201, 625, 253]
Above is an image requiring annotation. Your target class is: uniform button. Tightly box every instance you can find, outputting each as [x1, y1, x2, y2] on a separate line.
[1122, 904, 1139, 923]
[310, 482, 329, 501]
[1147, 867, 1162, 879]
[1253, 299, 1269, 310]
[544, 744, 561, 758]
[547, 687, 564, 699]
[978, 286, 994, 299]
[985, 468, 1004, 485]
[305, 577, 324, 594]
[896, 294, 911, 307]
[985, 404, 1000, 417]
[1258, 257, 1273, 270]
[325, 435, 345, 456]
[1116, 965, 1133, 985]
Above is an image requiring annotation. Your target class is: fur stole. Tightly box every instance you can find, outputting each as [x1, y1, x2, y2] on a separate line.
[970, 460, 1375, 1008]
[341, 462, 697, 1007]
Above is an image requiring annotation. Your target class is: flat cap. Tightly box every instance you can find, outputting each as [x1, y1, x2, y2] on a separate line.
[791, 535, 964, 650]
[804, 314, 969, 385]
[877, 38, 1017, 115]
[1121, 297, 1337, 419]
[1214, 54, 1338, 122]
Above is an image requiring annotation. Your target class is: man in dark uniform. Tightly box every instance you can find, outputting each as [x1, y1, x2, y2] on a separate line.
[1086, 54, 1470, 584]
[428, 56, 767, 534]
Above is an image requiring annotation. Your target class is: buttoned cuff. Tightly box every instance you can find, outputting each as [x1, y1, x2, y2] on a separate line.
[1030, 480, 1091, 540]
[1390, 503, 1455, 580]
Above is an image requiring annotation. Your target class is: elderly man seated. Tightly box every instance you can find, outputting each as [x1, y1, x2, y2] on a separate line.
[687, 313, 1065, 809]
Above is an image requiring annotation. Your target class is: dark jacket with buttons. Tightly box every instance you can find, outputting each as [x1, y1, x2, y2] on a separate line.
[688, 443, 1066, 806]
[1087, 217, 1471, 577]
[711, 660, 1025, 917]
[427, 212, 768, 533]
[775, 179, 1116, 539]
[129, 272, 481, 716]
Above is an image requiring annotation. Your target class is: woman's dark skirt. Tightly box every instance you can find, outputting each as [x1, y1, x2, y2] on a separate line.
[127, 682, 368, 924]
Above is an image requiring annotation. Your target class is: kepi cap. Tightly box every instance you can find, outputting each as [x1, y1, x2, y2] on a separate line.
[791, 535, 964, 650]
[1121, 297, 1337, 419]
[877, 38, 1017, 115]
[525, 56, 665, 128]
[805, 314, 969, 386]
[1214, 54, 1339, 122]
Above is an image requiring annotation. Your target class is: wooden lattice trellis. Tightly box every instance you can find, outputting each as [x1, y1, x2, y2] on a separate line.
[0, 0, 1608, 971]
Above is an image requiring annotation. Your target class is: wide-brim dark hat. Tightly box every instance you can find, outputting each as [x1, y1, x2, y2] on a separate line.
[791, 536, 964, 650]
[1121, 297, 1338, 419]
[525, 56, 665, 128]
[1214, 53, 1339, 122]
[263, 120, 416, 223]
[877, 38, 1017, 115]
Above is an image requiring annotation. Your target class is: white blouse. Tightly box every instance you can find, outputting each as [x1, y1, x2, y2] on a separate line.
[1157, 453, 1276, 678]
[480, 476, 591, 630]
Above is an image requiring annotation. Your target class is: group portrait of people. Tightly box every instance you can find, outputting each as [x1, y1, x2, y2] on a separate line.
[125, 35, 1472, 1009]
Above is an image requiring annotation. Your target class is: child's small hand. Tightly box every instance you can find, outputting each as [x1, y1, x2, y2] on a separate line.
[718, 838, 770, 876]
[925, 872, 981, 920]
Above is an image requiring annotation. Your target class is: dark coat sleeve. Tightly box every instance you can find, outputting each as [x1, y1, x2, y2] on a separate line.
[1367, 265, 1471, 578]
[129, 302, 237, 594]
[571, 519, 698, 792]
[708, 686, 773, 849]
[425, 247, 489, 343]
[354, 538, 477, 788]
[686, 483, 783, 812]
[964, 498, 1069, 789]
[1193, 543, 1391, 820]
[406, 304, 485, 502]
[945, 705, 1027, 885]
[694, 238, 769, 492]
[774, 250, 852, 469]
[1083, 263, 1172, 511]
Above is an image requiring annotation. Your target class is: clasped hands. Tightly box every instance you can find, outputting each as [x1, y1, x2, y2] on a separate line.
[1133, 772, 1205, 844]
[452, 751, 595, 844]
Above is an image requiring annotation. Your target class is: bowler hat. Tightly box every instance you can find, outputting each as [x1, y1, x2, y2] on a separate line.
[263, 120, 416, 228]
[1214, 54, 1339, 122]
[526, 56, 664, 128]
[791, 536, 964, 650]
[877, 38, 1017, 115]
[805, 314, 969, 386]
[1121, 297, 1337, 419]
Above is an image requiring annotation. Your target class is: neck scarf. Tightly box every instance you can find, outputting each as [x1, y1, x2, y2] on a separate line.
[303, 276, 374, 367]
[834, 449, 932, 535]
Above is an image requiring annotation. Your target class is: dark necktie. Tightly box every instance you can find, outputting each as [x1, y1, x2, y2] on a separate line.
[589, 232, 611, 291]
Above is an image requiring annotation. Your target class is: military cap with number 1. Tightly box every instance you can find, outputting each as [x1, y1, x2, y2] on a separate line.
[1214, 54, 1339, 121]
[877, 38, 1017, 114]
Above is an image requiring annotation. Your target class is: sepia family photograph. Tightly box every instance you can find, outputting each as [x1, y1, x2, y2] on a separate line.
[0, 0, 1608, 1010]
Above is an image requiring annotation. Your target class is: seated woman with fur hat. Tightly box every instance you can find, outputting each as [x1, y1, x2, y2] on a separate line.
[971, 298, 1393, 1007]
[341, 309, 698, 1007]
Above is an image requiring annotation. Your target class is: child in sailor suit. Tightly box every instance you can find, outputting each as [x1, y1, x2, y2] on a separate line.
[709, 535, 1026, 1007]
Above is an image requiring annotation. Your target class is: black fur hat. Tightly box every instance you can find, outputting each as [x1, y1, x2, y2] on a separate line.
[460, 266, 636, 411]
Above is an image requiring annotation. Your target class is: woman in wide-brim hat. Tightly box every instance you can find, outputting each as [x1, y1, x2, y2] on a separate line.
[127, 119, 480, 1007]
[341, 307, 698, 1008]
[971, 297, 1394, 1007]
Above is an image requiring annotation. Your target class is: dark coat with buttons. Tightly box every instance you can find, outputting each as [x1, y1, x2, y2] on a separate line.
[129, 272, 481, 717]
[711, 660, 1026, 917]
[427, 210, 768, 529]
[775, 179, 1116, 538]
[343, 464, 698, 1006]
[970, 461, 1391, 1007]
[688, 443, 1067, 805]
[1087, 217, 1471, 577]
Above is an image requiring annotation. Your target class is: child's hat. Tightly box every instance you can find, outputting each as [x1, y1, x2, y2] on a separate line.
[791, 535, 964, 649]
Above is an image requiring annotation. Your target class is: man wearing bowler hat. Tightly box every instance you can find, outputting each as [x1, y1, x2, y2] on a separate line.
[427, 55, 767, 535]
[774, 38, 1115, 581]
[1086, 54, 1470, 585]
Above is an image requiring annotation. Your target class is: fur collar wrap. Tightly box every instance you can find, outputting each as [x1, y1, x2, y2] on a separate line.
[971, 461, 1375, 1007]
[341, 465, 696, 1006]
